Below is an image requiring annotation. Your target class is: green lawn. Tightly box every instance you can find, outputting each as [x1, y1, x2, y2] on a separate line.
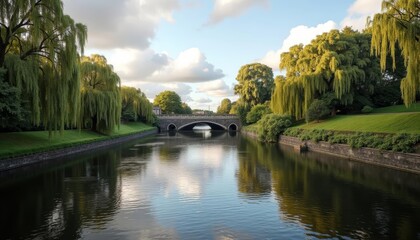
[372, 102, 420, 113]
[0, 122, 155, 159]
[296, 113, 420, 134]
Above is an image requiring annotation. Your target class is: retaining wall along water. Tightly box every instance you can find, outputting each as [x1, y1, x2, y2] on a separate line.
[0, 129, 157, 171]
[241, 130, 420, 174]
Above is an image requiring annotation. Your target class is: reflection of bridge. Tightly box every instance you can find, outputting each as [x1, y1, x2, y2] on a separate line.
[157, 115, 241, 131]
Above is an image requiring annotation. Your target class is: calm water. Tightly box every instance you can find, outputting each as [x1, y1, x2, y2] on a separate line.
[1, 131, 420, 239]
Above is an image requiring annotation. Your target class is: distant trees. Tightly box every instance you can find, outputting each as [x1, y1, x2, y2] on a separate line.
[154, 90, 188, 114]
[121, 86, 153, 123]
[370, 0, 420, 106]
[217, 98, 232, 114]
[79, 55, 121, 133]
[234, 63, 274, 108]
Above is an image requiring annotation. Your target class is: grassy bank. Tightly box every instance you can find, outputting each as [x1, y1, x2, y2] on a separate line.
[0, 122, 155, 159]
[296, 112, 420, 134]
[242, 104, 420, 152]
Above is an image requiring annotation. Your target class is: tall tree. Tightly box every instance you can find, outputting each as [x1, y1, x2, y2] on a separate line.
[370, 0, 420, 106]
[0, 0, 87, 132]
[234, 63, 274, 108]
[217, 98, 232, 114]
[121, 86, 153, 123]
[79, 55, 121, 133]
[271, 29, 381, 119]
[153, 90, 183, 114]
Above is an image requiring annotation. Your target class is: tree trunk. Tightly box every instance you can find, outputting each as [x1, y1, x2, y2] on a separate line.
[331, 106, 337, 116]
[0, 44, 6, 68]
[91, 115, 97, 132]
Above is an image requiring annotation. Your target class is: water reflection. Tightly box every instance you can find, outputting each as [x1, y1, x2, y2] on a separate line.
[0, 132, 419, 239]
[237, 137, 420, 239]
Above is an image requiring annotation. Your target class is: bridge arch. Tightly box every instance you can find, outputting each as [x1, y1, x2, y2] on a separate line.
[228, 123, 238, 131]
[178, 121, 226, 131]
[167, 123, 177, 131]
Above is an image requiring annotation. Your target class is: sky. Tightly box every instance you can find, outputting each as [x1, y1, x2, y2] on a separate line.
[62, 0, 383, 111]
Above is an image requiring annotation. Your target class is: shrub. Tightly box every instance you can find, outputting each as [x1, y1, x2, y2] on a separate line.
[361, 105, 373, 113]
[246, 104, 271, 124]
[306, 99, 330, 122]
[258, 114, 292, 142]
[282, 128, 420, 153]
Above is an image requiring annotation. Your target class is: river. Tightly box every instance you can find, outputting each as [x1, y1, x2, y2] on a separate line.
[1, 130, 419, 239]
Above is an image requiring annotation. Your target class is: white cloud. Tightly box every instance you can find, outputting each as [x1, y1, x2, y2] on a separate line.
[196, 79, 234, 97]
[118, 48, 224, 83]
[63, 0, 180, 49]
[259, 20, 337, 70]
[195, 98, 213, 104]
[341, 0, 383, 30]
[207, 0, 269, 25]
[124, 82, 192, 102]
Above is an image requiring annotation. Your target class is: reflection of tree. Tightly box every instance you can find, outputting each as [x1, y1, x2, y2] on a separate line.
[0, 151, 124, 239]
[236, 154, 271, 196]
[159, 145, 182, 162]
[238, 136, 420, 239]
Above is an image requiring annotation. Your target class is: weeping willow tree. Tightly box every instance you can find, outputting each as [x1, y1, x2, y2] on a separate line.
[0, 0, 87, 132]
[121, 86, 154, 123]
[370, 0, 420, 106]
[79, 55, 121, 134]
[271, 28, 381, 119]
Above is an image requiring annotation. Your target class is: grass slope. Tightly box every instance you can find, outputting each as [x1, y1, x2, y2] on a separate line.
[296, 103, 420, 134]
[372, 103, 420, 113]
[0, 122, 155, 159]
[297, 113, 420, 134]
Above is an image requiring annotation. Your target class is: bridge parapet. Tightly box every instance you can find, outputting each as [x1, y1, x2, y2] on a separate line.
[157, 114, 241, 131]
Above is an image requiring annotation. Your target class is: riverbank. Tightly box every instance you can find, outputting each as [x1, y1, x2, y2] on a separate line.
[0, 123, 157, 171]
[241, 129, 420, 174]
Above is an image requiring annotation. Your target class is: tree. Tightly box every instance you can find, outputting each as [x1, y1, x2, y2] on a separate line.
[181, 102, 192, 114]
[79, 55, 121, 133]
[121, 86, 153, 123]
[234, 63, 274, 108]
[0, 0, 87, 133]
[306, 99, 330, 122]
[271, 29, 381, 120]
[217, 98, 232, 114]
[246, 103, 271, 124]
[370, 0, 420, 106]
[153, 91, 183, 114]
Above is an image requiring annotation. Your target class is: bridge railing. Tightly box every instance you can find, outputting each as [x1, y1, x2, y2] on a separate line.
[157, 114, 238, 119]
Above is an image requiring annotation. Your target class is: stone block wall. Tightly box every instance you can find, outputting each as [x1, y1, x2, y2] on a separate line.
[279, 135, 420, 174]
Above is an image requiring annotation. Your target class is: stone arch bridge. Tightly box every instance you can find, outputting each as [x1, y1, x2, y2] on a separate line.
[157, 115, 241, 131]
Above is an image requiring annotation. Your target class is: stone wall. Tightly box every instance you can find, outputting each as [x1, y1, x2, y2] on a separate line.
[0, 129, 157, 172]
[279, 135, 420, 174]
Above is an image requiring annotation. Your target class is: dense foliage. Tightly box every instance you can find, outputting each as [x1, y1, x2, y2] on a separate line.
[217, 98, 232, 114]
[258, 114, 292, 142]
[234, 63, 274, 108]
[79, 55, 121, 133]
[271, 28, 381, 120]
[246, 104, 271, 124]
[370, 0, 420, 106]
[153, 91, 183, 114]
[306, 100, 330, 122]
[121, 86, 154, 123]
[284, 128, 420, 153]
[0, 0, 87, 133]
